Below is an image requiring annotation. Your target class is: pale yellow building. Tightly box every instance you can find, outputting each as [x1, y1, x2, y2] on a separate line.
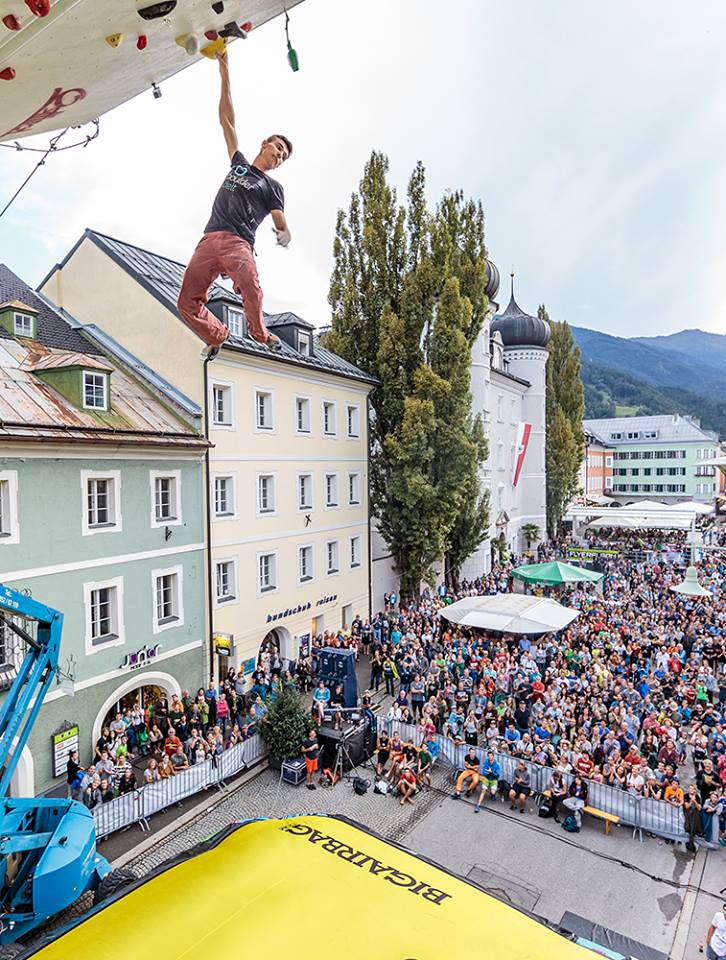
[40, 230, 376, 679]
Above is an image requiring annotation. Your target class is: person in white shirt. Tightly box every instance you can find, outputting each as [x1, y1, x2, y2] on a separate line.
[707, 904, 726, 960]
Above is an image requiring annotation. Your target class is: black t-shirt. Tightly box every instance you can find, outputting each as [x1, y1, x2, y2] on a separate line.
[302, 738, 319, 761]
[205, 151, 284, 247]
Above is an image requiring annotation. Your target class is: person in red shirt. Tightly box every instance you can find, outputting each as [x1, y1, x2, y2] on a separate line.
[531, 678, 545, 702]
[576, 752, 594, 778]
[399, 766, 417, 805]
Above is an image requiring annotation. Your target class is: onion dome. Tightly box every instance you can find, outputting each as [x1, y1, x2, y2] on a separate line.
[490, 274, 550, 348]
[484, 258, 500, 300]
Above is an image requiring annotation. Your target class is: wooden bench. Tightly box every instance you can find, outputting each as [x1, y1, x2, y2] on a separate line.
[543, 790, 620, 835]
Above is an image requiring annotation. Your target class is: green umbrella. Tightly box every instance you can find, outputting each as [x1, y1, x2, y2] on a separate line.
[512, 560, 604, 586]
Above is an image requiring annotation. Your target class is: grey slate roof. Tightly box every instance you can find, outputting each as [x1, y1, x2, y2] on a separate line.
[0, 264, 102, 356]
[583, 414, 718, 444]
[81, 230, 378, 387]
[491, 290, 550, 349]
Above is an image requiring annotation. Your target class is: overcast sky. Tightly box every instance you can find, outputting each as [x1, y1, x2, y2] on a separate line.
[1, 0, 725, 338]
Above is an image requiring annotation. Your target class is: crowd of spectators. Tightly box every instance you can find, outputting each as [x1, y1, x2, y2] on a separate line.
[359, 531, 726, 846]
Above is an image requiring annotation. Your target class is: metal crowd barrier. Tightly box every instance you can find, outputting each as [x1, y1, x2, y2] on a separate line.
[92, 734, 268, 839]
[379, 719, 688, 843]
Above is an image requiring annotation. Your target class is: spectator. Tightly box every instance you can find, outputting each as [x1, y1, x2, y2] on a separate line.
[301, 728, 319, 791]
[509, 760, 531, 814]
[453, 747, 481, 800]
[474, 751, 501, 811]
[706, 904, 726, 960]
[171, 745, 190, 773]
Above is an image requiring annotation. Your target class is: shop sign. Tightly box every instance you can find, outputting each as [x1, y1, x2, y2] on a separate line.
[52, 723, 79, 778]
[567, 547, 618, 560]
[214, 632, 233, 655]
[266, 595, 338, 624]
[120, 643, 162, 670]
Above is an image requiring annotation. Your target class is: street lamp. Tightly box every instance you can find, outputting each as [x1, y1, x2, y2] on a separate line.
[670, 566, 711, 597]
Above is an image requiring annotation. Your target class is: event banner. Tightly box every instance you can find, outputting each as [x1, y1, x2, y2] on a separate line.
[567, 547, 619, 560]
[513, 421, 532, 488]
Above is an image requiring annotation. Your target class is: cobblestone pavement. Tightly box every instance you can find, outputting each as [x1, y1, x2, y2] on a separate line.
[126, 762, 451, 874]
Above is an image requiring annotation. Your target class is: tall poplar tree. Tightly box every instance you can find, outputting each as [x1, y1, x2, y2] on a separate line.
[324, 153, 490, 594]
[542, 306, 585, 534]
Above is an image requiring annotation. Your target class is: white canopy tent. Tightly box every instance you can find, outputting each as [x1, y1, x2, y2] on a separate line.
[586, 514, 693, 531]
[664, 500, 714, 515]
[440, 594, 580, 635]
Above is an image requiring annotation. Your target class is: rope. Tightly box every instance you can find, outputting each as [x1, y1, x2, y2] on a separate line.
[0, 119, 100, 221]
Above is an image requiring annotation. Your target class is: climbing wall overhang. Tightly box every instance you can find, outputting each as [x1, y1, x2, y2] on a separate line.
[0, 0, 304, 142]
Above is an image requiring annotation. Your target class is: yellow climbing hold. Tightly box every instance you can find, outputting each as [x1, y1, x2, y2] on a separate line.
[201, 36, 227, 59]
[175, 33, 199, 55]
[105, 33, 123, 47]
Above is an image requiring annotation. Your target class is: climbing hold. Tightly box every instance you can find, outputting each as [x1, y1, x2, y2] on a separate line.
[0, 66, 16, 80]
[136, 34, 147, 50]
[201, 36, 227, 59]
[204, 29, 218, 41]
[137, 1, 176, 20]
[211, 1, 224, 13]
[25, 0, 50, 16]
[105, 33, 123, 47]
[219, 21, 248, 39]
[287, 46, 299, 72]
[2, 13, 22, 30]
[175, 33, 199, 55]
[241, 21, 252, 32]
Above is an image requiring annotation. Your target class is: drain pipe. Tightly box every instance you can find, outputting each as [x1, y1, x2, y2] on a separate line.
[203, 355, 215, 686]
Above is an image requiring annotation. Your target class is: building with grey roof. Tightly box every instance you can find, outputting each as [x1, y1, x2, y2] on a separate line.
[582, 414, 721, 503]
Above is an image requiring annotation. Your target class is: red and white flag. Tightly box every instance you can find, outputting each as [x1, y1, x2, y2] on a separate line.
[513, 422, 532, 488]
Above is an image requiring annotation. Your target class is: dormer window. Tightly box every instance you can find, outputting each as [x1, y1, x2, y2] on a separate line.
[296, 330, 312, 356]
[83, 371, 109, 411]
[14, 312, 33, 338]
[227, 308, 245, 338]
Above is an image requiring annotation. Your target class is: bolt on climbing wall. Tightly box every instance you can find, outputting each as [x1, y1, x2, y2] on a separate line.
[0, 0, 304, 142]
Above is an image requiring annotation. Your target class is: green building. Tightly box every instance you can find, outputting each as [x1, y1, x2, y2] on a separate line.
[583, 414, 720, 503]
[0, 265, 208, 795]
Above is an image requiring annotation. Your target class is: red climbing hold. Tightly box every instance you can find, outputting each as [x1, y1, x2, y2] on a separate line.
[241, 21, 252, 32]
[3, 13, 22, 30]
[25, 0, 51, 16]
[0, 66, 17, 80]
[137, 34, 148, 50]
[205, 29, 218, 40]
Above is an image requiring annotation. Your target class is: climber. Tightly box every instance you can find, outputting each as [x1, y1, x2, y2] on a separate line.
[177, 51, 292, 354]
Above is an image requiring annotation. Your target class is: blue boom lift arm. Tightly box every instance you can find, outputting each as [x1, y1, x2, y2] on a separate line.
[0, 584, 63, 797]
[0, 583, 113, 944]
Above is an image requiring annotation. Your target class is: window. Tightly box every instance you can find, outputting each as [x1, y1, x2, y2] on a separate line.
[84, 576, 124, 652]
[258, 552, 278, 594]
[348, 472, 361, 505]
[255, 390, 274, 431]
[298, 544, 314, 582]
[350, 535, 361, 568]
[257, 473, 276, 515]
[152, 565, 183, 634]
[295, 396, 311, 434]
[627, 431, 640, 440]
[346, 404, 360, 438]
[326, 540, 340, 575]
[13, 312, 33, 337]
[214, 475, 235, 518]
[296, 330, 312, 356]
[227, 308, 245, 337]
[215, 559, 238, 605]
[631, 468, 639, 477]
[643, 430, 658, 439]
[323, 401, 337, 436]
[151, 471, 181, 527]
[298, 473, 313, 511]
[497, 395, 503, 421]
[212, 383, 233, 427]
[83, 371, 108, 411]
[642, 451, 653, 460]
[0, 472, 19, 543]
[610, 432, 623, 440]
[325, 473, 339, 508]
[0, 614, 26, 679]
[82, 470, 121, 535]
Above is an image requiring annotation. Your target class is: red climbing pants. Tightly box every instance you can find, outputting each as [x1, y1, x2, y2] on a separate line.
[177, 231, 271, 347]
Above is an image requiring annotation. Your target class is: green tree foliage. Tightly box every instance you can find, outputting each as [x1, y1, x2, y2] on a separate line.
[259, 688, 312, 761]
[542, 308, 585, 535]
[324, 152, 490, 594]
